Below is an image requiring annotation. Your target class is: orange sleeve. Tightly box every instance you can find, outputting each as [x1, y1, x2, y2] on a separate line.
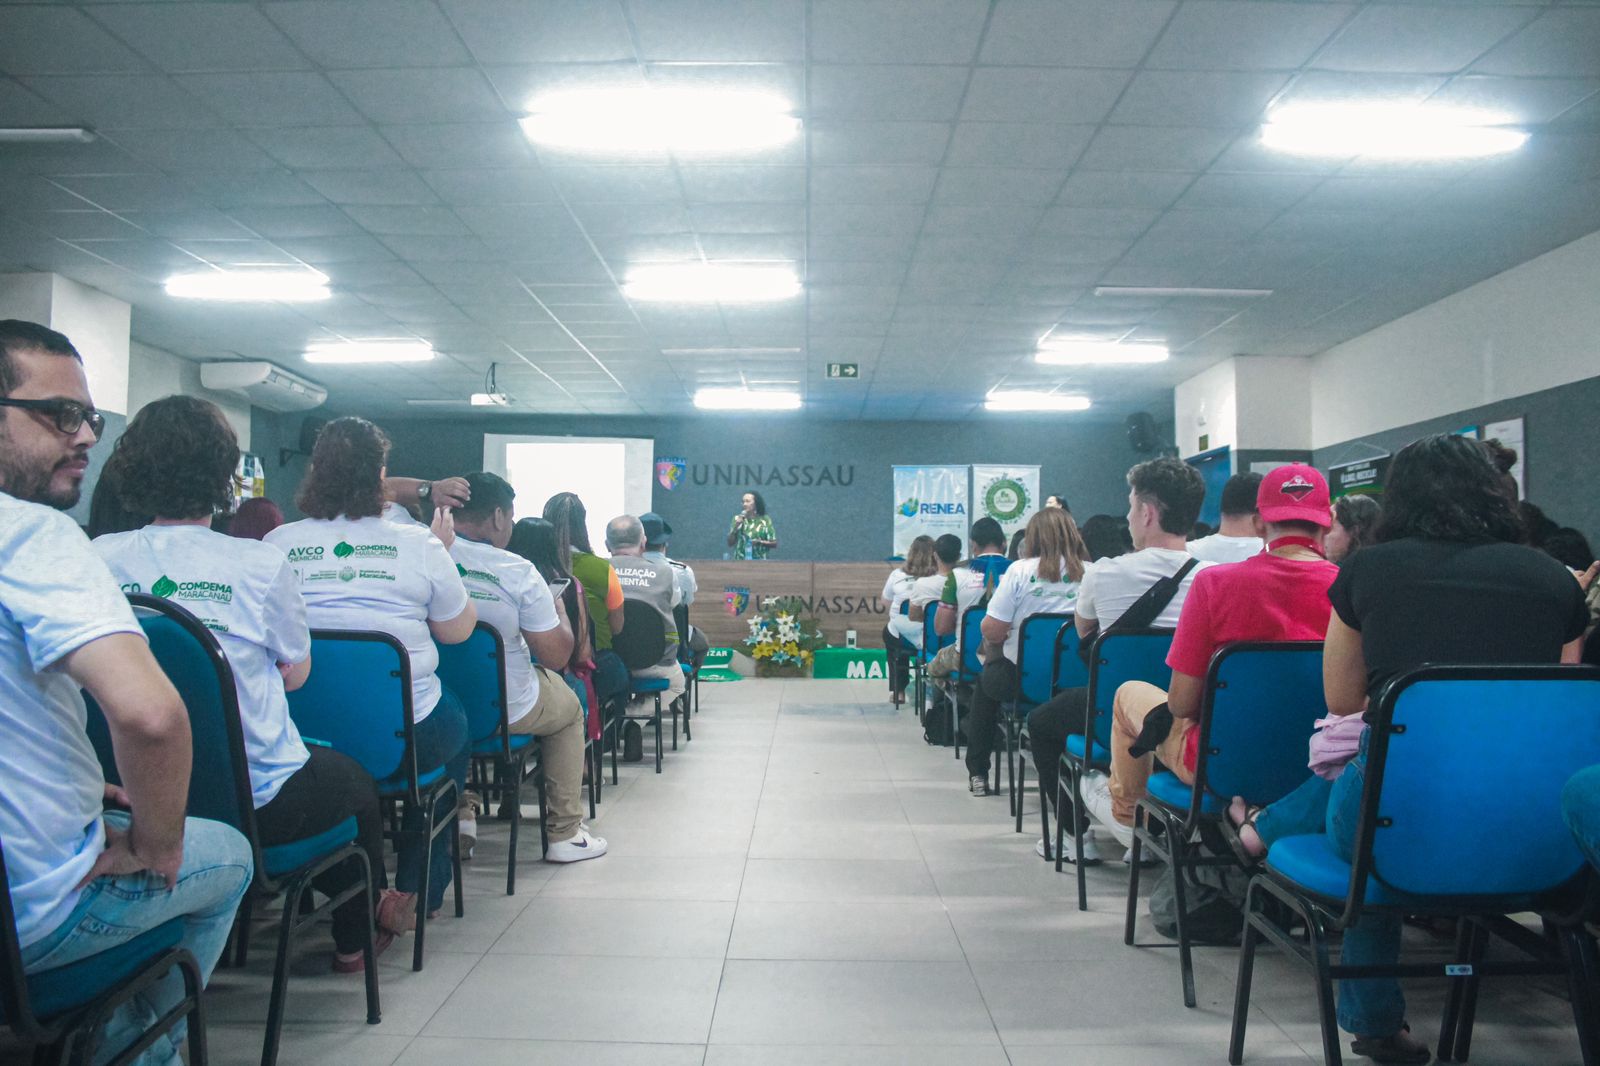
[605, 565, 624, 610]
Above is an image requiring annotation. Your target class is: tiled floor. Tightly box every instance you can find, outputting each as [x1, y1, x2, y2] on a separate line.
[208, 679, 1585, 1064]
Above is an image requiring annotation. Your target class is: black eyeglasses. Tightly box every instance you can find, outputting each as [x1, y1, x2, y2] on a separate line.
[0, 398, 106, 440]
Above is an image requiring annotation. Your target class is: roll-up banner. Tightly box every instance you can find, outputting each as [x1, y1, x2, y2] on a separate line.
[971, 464, 1041, 543]
[892, 465, 969, 556]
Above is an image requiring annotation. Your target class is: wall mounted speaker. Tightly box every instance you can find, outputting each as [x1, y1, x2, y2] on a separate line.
[1126, 411, 1158, 453]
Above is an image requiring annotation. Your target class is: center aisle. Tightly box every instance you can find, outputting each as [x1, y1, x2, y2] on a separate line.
[206, 678, 1575, 1065]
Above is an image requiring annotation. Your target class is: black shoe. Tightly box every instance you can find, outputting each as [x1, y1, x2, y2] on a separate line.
[622, 721, 644, 763]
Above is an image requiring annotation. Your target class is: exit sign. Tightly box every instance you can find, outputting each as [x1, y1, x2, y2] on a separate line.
[827, 363, 860, 379]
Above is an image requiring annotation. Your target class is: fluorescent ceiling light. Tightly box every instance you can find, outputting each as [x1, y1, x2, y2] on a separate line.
[985, 391, 1091, 413]
[1035, 340, 1169, 366]
[624, 263, 800, 304]
[0, 127, 95, 144]
[304, 340, 434, 365]
[1261, 102, 1527, 160]
[521, 87, 798, 155]
[470, 392, 510, 406]
[1094, 286, 1273, 299]
[165, 269, 330, 303]
[693, 387, 802, 411]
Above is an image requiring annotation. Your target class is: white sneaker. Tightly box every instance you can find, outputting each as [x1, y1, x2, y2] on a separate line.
[1080, 775, 1135, 850]
[546, 827, 608, 863]
[456, 818, 477, 860]
[969, 775, 990, 797]
[1039, 832, 1103, 864]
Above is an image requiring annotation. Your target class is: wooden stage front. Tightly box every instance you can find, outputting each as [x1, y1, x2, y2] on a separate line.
[679, 561, 892, 650]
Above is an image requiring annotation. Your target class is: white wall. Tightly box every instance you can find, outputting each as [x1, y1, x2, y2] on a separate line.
[0, 272, 131, 415]
[1173, 357, 1236, 457]
[126, 342, 253, 449]
[1310, 229, 1600, 449]
[1234, 356, 1311, 450]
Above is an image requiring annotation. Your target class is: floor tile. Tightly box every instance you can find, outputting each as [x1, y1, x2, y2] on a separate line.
[539, 854, 747, 901]
[205, 1024, 412, 1066]
[739, 858, 938, 902]
[493, 897, 737, 958]
[727, 900, 964, 961]
[394, 1038, 706, 1065]
[704, 1046, 1013, 1065]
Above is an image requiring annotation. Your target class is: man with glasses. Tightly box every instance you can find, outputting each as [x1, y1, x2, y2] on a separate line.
[0, 320, 252, 1064]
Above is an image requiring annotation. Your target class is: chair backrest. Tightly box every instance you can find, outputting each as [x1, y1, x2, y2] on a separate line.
[1051, 622, 1088, 694]
[285, 630, 416, 797]
[435, 622, 507, 747]
[612, 598, 667, 672]
[1016, 613, 1072, 705]
[84, 595, 260, 850]
[0, 833, 38, 1033]
[957, 605, 986, 680]
[1349, 665, 1600, 911]
[1084, 628, 1175, 747]
[920, 603, 947, 657]
[1193, 642, 1325, 811]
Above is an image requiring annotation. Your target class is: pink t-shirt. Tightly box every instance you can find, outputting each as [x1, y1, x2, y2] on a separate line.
[1166, 552, 1339, 772]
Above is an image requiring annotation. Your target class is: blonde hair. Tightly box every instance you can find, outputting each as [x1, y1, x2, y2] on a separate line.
[1021, 508, 1088, 584]
[903, 535, 937, 578]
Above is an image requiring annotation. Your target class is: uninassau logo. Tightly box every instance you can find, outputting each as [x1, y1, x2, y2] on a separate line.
[151, 575, 178, 598]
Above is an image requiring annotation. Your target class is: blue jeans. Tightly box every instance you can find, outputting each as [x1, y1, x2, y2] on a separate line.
[1328, 733, 1405, 1039]
[1254, 773, 1333, 850]
[591, 650, 629, 733]
[393, 687, 468, 913]
[20, 814, 252, 1066]
[1563, 765, 1600, 872]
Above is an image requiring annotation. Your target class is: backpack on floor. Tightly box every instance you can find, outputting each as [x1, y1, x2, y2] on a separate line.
[1147, 823, 1249, 945]
[922, 686, 964, 746]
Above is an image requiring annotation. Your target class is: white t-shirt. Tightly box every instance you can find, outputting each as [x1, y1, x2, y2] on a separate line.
[449, 535, 561, 725]
[1076, 547, 1210, 631]
[1187, 533, 1263, 564]
[943, 552, 1010, 617]
[0, 493, 139, 947]
[95, 525, 312, 808]
[265, 515, 469, 721]
[381, 501, 421, 525]
[984, 557, 1082, 662]
[889, 572, 950, 647]
[882, 567, 914, 612]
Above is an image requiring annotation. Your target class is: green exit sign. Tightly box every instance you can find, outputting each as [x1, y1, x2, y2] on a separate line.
[827, 363, 860, 379]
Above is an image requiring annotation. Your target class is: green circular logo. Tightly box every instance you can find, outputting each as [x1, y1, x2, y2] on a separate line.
[338, 566, 356, 582]
[983, 477, 1029, 522]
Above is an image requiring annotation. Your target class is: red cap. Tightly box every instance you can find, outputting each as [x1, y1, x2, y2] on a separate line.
[1258, 464, 1331, 527]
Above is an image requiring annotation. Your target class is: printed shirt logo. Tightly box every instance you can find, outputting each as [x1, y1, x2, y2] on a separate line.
[286, 546, 323, 562]
[455, 561, 502, 587]
[1279, 474, 1316, 500]
[333, 541, 355, 558]
[334, 540, 399, 560]
[151, 575, 178, 598]
[150, 574, 233, 604]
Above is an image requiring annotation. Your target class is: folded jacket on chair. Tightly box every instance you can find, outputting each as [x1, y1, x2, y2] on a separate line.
[1129, 702, 1173, 758]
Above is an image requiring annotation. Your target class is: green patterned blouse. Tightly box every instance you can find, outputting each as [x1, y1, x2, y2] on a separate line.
[730, 512, 777, 560]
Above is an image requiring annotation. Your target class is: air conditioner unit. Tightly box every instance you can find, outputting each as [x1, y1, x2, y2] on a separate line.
[200, 361, 327, 413]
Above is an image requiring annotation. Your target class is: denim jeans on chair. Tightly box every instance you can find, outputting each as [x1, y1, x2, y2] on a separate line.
[1328, 731, 1405, 1039]
[393, 686, 469, 913]
[1563, 764, 1600, 872]
[20, 813, 253, 1066]
[1252, 772, 1334, 852]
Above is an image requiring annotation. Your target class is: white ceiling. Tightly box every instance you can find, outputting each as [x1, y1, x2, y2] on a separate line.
[1, 0, 1597, 422]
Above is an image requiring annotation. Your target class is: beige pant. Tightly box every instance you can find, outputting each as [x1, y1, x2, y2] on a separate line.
[1108, 680, 1196, 826]
[507, 667, 586, 843]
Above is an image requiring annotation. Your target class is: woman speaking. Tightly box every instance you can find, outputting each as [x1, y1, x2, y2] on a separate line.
[727, 490, 778, 560]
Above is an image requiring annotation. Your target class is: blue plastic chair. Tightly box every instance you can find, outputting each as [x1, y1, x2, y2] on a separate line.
[948, 606, 987, 761]
[437, 622, 548, 895]
[0, 834, 206, 1066]
[1230, 665, 1600, 1066]
[1126, 641, 1325, 1008]
[1026, 622, 1093, 855]
[910, 601, 952, 725]
[1055, 628, 1176, 910]
[284, 630, 462, 973]
[84, 595, 380, 1066]
[1005, 613, 1075, 825]
[612, 599, 675, 774]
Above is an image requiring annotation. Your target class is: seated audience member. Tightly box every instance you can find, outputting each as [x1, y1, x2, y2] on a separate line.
[935, 517, 1011, 638]
[227, 496, 285, 541]
[1227, 435, 1586, 1064]
[1326, 494, 1380, 565]
[265, 417, 476, 920]
[1026, 457, 1209, 860]
[544, 492, 629, 739]
[85, 450, 148, 537]
[964, 509, 1089, 796]
[641, 512, 707, 670]
[1564, 765, 1600, 874]
[1081, 464, 1340, 852]
[1520, 500, 1561, 548]
[1080, 513, 1134, 561]
[882, 535, 935, 698]
[910, 535, 964, 627]
[1007, 528, 1026, 560]
[606, 515, 687, 704]
[1187, 472, 1264, 563]
[449, 474, 606, 862]
[95, 396, 410, 971]
[379, 474, 470, 526]
[510, 517, 593, 674]
[1045, 493, 1070, 512]
[0, 320, 252, 1061]
[1189, 521, 1214, 541]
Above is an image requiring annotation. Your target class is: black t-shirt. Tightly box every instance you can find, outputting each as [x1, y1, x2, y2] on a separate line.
[1329, 538, 1588, 702]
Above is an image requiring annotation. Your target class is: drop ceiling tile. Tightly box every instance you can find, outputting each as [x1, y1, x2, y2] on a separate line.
[590, 232, 701, 264]
[1035, 206, 1161, 239]
[262, 1, 473, 69]
[809, 65, 970, 121]
[697, 234, 805, 260]
[455, 204, 592, 246]
[328, 68, 505, 124]
[1472, 8, 1600, 77]
[808, 120, 952, 165]
[1146, 1, 1353, 71]
[0, 137, 146, 177]
[109, 128, 276, 172]
[421, 167, 562, 205]
[628, 0, 804, 62]
[183, 170, 326, 207]
[1077, 125, 1233, 172]
[246, 127, 407, 169]
[49, 173, 201, 212]
[1312, 5, 1534, 74]
[128, 209, 257, 241]
[36, 211, 148, 241]
[807, 230, 916, 260]
[90, 4, 310, 74]
[809, 202, 923, 237]
[342, 205, 470, 237]
[810, 166, 939, 203]
[0, 7, 150, 75]
[980, 0, 1177, 66]
[1274, 70, 1446, 107]
[1110, 70, 1290, 126]
[1142, 208, 1278, 242]
[547, 165, 682, 204]
[921, 203, 1040, 239]
[1430, 75, 1600, 125]
[688, 204, 806, 234]
[1176, 172, 1321, 210]
[439, 0, 633, 64]
[1056, 170, 1194, 209]
[378, 123, 535, 169]
[678, 166, 806, 203]
[960, 67, 1133, 124]
[301, 170, 440, 206]
[1293, 175, 1447, 212]
[565, 201, 689, 236]
[72, 237, 201, 275]
[177, 72, 364, 126]
[944, 123, 1095, 169]
[0, 77, 74, 125]
[175, 238, 300, 266]
[277, 234, 398, 264]
[933, 167, 1065, 205]
[24, 74, 222, 129]
[810, 0, 989, 64]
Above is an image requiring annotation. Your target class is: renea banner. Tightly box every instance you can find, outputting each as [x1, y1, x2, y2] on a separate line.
[892, 465, 969, 556]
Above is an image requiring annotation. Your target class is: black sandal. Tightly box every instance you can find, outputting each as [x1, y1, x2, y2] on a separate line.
[1221, 799, 1266, 867]
[1350, 1024, 1431, 1065]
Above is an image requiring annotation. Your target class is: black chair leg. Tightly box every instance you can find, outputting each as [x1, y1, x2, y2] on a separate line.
[653, 697, 664, 773]
[505, 767, 520, 896]
[1437, 918, 1475, 1061]
[1561, 925, 1600, 1066]
[451, 812, 464, 919]
[1451, 918, 1490, 1063]
[1014, 736, 1028, 833]
[355, 851, 381, 1027]
[260, 882, 302, 1066]
[1166, 817, 1198, 1009]
[671, 695, 679, 750]
[1125, 807, 1145, 948]
[231, 893, 253, 967]
[535, 763, 550, 857]
[411, 806, 431, 972]
[1228, 883, 1263, 1066]
[1310, 919, 1344, 1066]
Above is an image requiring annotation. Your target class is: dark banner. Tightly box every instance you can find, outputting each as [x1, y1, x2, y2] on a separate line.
[1328, 455, 1389, 498]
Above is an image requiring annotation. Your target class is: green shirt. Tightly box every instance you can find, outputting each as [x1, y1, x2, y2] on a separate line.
[730, 512, 776, 560]
[570, 551, 621, 650]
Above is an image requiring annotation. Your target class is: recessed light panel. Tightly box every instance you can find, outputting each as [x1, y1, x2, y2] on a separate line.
[984, 391, 1091, 413]
[303, 340, 434, 365]
[521, 87, 799, 155]
[1261, 102, 1527, 160]
[1035, 340, 1169, 366]
[166, 269, 330, 303]
[625, 264, 801, 304]
[693, 387, 802, 411]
